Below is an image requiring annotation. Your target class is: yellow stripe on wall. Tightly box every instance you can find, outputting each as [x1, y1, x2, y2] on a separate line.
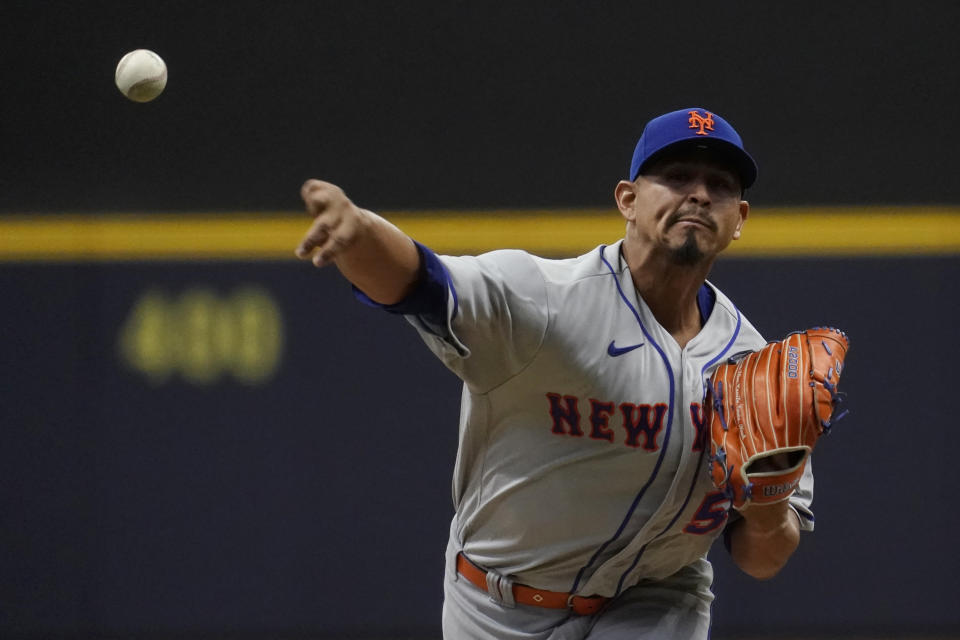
[0, 207, 958, 262]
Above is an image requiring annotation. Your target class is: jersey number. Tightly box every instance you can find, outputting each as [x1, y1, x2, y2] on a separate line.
[683, 491, 731, 535]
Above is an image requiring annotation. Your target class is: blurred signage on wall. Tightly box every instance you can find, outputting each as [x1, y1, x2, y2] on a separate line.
[118, 285, 284, 386]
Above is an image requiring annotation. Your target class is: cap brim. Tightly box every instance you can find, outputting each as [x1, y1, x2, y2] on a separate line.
[639, 138, 757, 189]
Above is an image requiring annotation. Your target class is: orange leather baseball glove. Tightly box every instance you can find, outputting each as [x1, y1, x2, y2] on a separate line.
[708, 327, 850, 509]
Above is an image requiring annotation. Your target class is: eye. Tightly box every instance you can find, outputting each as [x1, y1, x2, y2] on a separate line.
[708, 175, 739, 196]
[664, 169, 691, 184]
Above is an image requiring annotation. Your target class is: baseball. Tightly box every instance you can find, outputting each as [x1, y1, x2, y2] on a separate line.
[115, 49, 167, 102]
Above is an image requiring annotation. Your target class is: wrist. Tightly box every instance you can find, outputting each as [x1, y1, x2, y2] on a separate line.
[729, 500, 801, 580]
[739, 500, 796, 534]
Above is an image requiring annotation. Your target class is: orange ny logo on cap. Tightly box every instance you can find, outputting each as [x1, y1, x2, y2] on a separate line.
[688, 110, 715, 136]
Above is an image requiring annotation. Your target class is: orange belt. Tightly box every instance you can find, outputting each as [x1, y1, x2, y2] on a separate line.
[456, 553, 609, 616]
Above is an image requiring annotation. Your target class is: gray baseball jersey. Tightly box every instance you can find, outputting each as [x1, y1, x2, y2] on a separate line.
[360, 238, 815, 632]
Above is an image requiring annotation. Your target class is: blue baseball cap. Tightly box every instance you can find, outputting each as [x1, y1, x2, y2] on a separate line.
[629, 107, 758, 189]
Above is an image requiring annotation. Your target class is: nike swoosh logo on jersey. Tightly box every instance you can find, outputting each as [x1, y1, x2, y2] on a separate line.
[607, 340, 644, 357]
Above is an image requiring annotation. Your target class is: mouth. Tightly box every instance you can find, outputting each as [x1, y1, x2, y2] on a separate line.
[672, 216, 716, 231]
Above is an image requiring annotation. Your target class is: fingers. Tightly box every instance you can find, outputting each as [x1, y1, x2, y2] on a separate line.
[294, 215, 333, 262]
[295, 180, 363, 267]
[300, 179, 342, 218]
[313, 232, 353, 267]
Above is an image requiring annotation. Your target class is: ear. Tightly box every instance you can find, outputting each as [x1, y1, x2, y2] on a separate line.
[732, 200, 750, 240]
[615, 180, 637, 222]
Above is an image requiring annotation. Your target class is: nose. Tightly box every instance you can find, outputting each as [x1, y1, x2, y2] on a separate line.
[686, 177, 711, 206]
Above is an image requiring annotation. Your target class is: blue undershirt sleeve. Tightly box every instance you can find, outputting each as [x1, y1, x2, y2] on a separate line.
[351, 241, 454, 330]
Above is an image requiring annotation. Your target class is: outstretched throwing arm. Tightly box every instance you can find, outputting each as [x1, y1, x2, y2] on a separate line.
[294, 180, 421, 305]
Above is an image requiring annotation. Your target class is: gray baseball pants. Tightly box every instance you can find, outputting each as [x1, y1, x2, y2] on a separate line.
[441, 542, 713, 639]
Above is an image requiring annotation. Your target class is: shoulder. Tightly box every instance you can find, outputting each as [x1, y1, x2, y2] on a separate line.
[529, 245, 615, 285]
[440, 244, 615, 286]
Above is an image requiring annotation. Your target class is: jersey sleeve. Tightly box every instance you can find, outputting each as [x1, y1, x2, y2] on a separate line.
[788, 457, 815, 532]
[355, 242, 549, 393]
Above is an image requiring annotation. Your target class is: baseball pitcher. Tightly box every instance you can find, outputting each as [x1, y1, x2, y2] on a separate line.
[295, 107, 849, 639]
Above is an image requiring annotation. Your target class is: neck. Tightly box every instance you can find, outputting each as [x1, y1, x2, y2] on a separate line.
[621, 241, 714, 343]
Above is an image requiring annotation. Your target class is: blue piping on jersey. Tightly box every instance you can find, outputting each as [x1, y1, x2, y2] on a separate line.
[445, 255, 460, 323]
[568, 246, 678, 595]
[700, 301, 742, 393]
[611, 303, 743, 594]
[613, 443, 711, 596]
[696, 283, 716, 325]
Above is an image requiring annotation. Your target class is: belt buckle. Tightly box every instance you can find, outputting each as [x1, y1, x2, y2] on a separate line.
[568, 594, 603, 616]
